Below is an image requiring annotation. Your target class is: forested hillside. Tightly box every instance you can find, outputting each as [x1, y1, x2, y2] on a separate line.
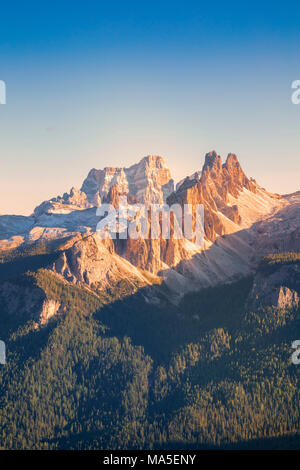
[0, 250, 299, 449]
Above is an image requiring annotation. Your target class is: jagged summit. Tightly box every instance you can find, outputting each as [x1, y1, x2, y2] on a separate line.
[81, 154, 174, 206]
[168, 151, 280, 242]
[200, 151, 255, 196]
[202, 150, 222, 172]
[225, 152, 239, 165]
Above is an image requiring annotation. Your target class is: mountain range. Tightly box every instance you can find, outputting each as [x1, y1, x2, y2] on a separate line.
[1, 152, 299, 297]
[0, 151, 299, 449]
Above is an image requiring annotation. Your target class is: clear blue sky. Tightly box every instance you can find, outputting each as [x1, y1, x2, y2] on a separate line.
[0, 0, 300, 214]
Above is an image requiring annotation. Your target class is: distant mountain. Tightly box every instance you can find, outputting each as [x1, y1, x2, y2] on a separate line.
[33, 155, 174, 218]
[81, 154, 174, 205]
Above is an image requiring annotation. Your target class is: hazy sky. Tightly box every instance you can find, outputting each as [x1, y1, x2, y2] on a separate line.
[0, 1, 300, 215]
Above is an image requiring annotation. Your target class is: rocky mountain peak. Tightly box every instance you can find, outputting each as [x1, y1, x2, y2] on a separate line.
[140, 154, 167, 167]
[168, 151, 280, 243]
[224, 152, 239, 167]
[202, 150, 222, 173]
[81, 154, 174, 206]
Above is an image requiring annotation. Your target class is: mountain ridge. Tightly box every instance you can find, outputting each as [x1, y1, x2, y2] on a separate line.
[0, 151, 298, 298]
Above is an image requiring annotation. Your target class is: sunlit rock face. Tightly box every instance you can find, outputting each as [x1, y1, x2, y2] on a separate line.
[168, 151, 281, 243]
[81, 155, 174, 205]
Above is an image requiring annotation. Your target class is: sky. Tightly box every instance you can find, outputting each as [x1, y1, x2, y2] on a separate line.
[0, 0, 300, 215]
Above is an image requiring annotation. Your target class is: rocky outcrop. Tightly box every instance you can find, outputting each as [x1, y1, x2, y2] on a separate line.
[247, 263, 300, 310]
[115, 233, 198, 275]
[51, 233, 161, 292]
[275, 286, 299, 310]
[39, 300, 62, 325]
